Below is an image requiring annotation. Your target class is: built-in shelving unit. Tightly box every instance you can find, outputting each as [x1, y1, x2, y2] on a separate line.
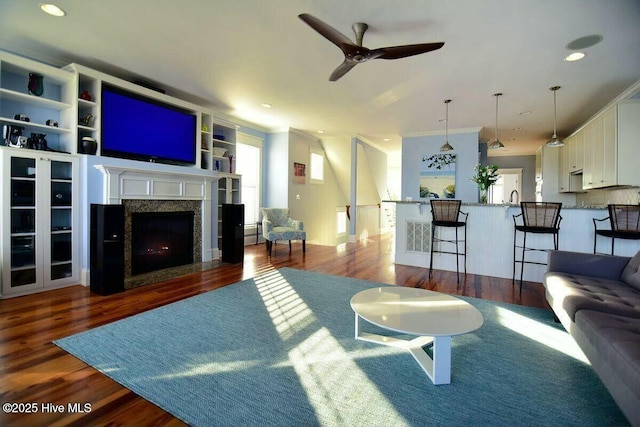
[1, 50, 245, 296]
[0, 51, 75, 154]
[201, 112, 237, 172]
[216, 174, 242, 251]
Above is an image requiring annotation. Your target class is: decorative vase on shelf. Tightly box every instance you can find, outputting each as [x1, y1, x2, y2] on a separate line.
[479, 188, 488, 204]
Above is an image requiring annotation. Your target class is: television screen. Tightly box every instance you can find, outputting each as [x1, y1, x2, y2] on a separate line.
[101, 84, 197, 165]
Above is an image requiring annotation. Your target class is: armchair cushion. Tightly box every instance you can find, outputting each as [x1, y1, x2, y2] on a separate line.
[261, 208, 305, 241]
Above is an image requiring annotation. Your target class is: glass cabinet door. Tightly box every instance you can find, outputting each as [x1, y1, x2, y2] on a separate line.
[50, 160, 73, 280]
[9, 157, 38, 288]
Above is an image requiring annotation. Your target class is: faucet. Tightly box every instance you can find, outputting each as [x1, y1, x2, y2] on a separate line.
[509, 190, 520, 204]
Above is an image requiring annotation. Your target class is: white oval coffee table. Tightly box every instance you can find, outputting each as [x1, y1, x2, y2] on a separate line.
[350, 286, 483, 385]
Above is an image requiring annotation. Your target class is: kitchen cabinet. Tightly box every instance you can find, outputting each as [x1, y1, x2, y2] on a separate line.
[582, 101, 639, 189]
[567, 130, 584, 173]
[582, 119, 596, 189]
[560, 100, 639, 192]
[1, 148, 79, 298]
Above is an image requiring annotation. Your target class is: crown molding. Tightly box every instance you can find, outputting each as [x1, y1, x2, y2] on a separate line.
[401, 127, 482, 138]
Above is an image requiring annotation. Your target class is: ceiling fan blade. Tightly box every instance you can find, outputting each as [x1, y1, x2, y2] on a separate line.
[329, 60, 358, 81]
[373, 42, 445, 60]
[299, 14, 357, 52]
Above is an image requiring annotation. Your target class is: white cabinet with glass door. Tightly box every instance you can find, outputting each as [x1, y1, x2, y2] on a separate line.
[1, 148, 79, 298]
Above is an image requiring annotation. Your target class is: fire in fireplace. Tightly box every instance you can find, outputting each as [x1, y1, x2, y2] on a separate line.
[131, 211, 194, 275]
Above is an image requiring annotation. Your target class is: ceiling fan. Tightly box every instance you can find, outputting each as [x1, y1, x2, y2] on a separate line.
[299, 13, 444, 81]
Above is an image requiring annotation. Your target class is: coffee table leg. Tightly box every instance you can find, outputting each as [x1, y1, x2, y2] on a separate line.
[407, 336, 451, 385]
[431, 336, 451, 385]
[354, 313, 452, 385]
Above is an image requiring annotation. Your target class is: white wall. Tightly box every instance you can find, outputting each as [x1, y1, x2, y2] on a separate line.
[287, 130, 349, 246]
[358, 142, 388, 203]
[264, 131, 289, 208]
[401, 130, 481, 202]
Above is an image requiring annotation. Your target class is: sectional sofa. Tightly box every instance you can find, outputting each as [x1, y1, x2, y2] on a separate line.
[543, 249, 640, 426]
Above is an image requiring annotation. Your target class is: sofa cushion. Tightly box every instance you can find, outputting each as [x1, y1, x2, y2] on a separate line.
[622, 250, 640, 291]
[544, 272, 640, 321]
[573, 310, 640, 419]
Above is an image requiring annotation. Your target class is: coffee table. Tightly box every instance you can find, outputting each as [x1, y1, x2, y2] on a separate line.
[350, 287, 483, 385]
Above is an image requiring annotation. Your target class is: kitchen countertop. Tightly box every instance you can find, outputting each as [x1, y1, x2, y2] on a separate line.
[382, 200, 607, 210]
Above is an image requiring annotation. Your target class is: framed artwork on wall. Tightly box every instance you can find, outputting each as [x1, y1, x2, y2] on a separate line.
[420, 153, 456, 198]
[293, 162, 306, 184]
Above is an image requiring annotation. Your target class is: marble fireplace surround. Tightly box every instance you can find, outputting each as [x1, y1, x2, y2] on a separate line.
[94, 165, 218, 288]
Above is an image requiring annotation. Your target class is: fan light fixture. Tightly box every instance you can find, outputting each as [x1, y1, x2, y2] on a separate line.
[545, 86, 564, 147]
[40, 3, 66, 17]
[488, 93, 505, 149]
[440, 99, 454, 152]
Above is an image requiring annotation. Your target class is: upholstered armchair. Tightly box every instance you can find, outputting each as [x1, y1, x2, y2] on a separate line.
[261, 208, 306, 256]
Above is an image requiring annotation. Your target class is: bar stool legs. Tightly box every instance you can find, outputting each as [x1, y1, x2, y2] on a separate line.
[429, 221, 467, 283]
[512, 202, 562, 291]
[513, 228, 559, 290]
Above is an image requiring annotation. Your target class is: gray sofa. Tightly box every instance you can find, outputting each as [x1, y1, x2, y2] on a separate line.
[543, 250, 640, 426]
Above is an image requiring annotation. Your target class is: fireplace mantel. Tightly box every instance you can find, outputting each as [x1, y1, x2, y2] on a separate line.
[94, 164, 218, 203]
[94, 164, 218, 263]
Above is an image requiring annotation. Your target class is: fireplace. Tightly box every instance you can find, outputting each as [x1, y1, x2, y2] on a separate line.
[122, 199, 203, 288]
[131, 211, 194, 275]
[94, 164, 218, 289]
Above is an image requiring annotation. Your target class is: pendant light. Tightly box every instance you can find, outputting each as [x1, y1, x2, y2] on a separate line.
[545, 86, 564, 147]
[488, 93, 505, 149]
[439, 99, 454, 152]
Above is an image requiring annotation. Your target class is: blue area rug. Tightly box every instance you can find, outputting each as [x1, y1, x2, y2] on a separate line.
[54, 268, 628, 426]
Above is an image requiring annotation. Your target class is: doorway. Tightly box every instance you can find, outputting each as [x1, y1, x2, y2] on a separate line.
[490, 168, 522, 204]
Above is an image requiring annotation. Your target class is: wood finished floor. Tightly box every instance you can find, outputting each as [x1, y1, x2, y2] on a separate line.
[0, 233, 548, 427]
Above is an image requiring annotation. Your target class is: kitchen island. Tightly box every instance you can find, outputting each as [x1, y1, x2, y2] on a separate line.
[386, 201, 639, 283]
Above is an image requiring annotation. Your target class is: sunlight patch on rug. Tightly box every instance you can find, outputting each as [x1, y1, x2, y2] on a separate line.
[496, 306, 590, 364]
[256, 269, 409, 426]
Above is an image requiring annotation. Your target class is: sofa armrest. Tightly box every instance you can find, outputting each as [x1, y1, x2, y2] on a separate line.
[547, 250, 630, 281]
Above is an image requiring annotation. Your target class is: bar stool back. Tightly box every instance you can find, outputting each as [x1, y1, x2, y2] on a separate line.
[513, 202, 562, 289]
[593, 204, 640, 254]
[429, 200, 468, 283]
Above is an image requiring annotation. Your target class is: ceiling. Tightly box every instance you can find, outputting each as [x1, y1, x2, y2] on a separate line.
[1, 0, 639, 156]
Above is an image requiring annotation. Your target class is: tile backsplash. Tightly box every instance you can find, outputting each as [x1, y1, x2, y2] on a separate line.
[576, 186, 640, 207]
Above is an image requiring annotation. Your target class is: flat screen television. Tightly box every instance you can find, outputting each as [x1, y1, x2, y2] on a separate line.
[101, 84, 197, 165]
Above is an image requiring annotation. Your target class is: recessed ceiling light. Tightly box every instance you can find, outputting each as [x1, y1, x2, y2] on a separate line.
[565, 52, 586, 62]
[317, 130, 324, 134]
[383, 138, 390, 141]
[513, 127, 522, 131]
[260, 103, 272, 108]
[40, 3, 66, 17]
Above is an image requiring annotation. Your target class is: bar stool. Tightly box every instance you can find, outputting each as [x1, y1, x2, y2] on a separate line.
[513, 202, 562, 290]
[429, 200, 468, 283]
[593, 204, 640, 254]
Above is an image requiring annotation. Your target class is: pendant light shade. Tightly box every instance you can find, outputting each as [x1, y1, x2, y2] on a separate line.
[440, 99, 454, 152]
[545, 86, 564, 147]
[488, 93, 505, 149]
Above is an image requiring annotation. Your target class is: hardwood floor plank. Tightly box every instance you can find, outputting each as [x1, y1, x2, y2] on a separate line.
[0, 233, 548, 426]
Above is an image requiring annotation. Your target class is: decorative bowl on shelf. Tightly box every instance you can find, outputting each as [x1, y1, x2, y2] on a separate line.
[212, 147, 227, 157]
[213, 134, 226, 141]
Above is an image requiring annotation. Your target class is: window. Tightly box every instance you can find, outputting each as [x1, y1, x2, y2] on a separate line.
[309, 147, 324, 184]
[235, 133, 263, 227]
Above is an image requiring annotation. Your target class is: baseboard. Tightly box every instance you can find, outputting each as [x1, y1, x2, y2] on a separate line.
[81, 268, 90, 287]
